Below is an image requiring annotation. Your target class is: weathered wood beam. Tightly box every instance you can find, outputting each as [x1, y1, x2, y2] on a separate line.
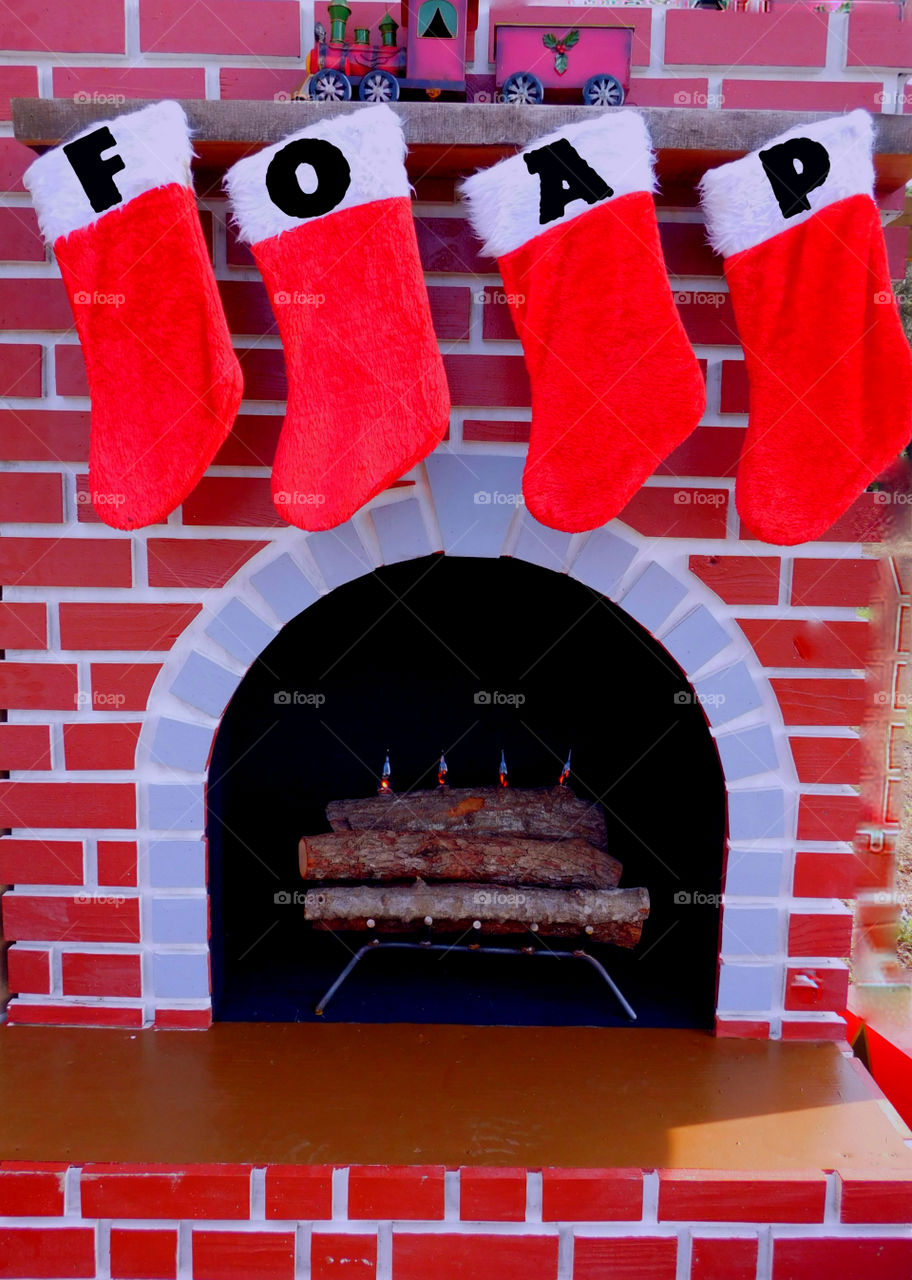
[13, 101, 912, 189]
[326, 785, 608, 848]
[305, 882, 650, 948]
[299, 830, 622, 889]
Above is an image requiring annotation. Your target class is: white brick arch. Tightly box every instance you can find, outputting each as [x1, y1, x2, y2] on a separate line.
[136, 452, 800, 1035]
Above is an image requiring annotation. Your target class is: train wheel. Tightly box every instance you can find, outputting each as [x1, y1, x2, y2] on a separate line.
[502, 72, 544, 105]
[582, 74, 625, 107]
[359, 70, 400, 102]
[310, 69, 352, 101]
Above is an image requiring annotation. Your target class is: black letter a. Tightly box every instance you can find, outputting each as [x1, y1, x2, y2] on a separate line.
[523, 138, 613, 227]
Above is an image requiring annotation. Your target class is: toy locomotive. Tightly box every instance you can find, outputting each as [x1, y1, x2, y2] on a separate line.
[297, 0, 476, 102]
[294, 2, 631, 105]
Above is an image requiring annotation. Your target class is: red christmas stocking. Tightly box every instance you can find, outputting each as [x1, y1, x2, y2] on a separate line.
[225, 106, 450, 531]
[700, 110, 912, 545]
[462, 113, 705, 533]
[24, 101, 242, 530]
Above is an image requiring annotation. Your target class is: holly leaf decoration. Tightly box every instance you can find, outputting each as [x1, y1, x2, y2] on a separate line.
[542, 32, 558, 48]
[564, 29, 580, 48]
[555, 52, 568, 73]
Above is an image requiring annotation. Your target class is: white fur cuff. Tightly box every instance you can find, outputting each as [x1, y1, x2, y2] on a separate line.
[24, 101, 193, 246]
[461, 111, 656, 260]
[699, 109, 875, 259]
[225, 105, 409, 246]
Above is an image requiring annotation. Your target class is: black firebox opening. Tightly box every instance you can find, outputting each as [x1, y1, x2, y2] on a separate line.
[208, 555, 726, 1026]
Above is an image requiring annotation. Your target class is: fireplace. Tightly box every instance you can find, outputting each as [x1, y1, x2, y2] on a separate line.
[3, 90, 909, 1042]
[208, 554, 726, 1025]
[6, 30, 912, 1272]
[0, 426, 901, 1041]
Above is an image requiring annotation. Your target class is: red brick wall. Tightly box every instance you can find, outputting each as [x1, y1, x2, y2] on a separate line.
[0, 1163, 911, 1279]
[0, 0, 910, 1031]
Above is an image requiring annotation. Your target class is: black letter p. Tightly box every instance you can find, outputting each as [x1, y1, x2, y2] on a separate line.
[758, 137, 831, 220]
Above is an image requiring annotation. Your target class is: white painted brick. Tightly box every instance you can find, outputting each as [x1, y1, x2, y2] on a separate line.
[717, 961, 778, 1012]
[715, 724, 779, 781]
[205, 599, 277, 665]
[569, 528, 638, 597]
[372, 498, 433, 564]
[151, 718, 212, 773]
[693, 662, 764, 726]
[796, 901, 853, 920]
[251, 553, 320, 624]
[148, 783, 205, 833]
[728, 789, 786, 841]
[780, 1011, 846, 1031]
[170, 653, 239, 719]
[618, 562, 688, 633]
[152, 951, 209, 999]
[721, 906, 780, 957]
[724, 849, 785, 898]
[661, 606, 731, 674]
[512, 513, 571, 573]
[149, 896, 208, 944]
[425, 453, 523, 557]
[307, 523, 372, 588]
[148, 841, 207, 890]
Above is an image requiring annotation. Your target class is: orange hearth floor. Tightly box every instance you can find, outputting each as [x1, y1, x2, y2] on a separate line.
[1, 1025, 911, 1171]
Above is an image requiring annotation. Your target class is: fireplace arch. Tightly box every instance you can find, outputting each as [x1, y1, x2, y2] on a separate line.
[136, 455, 796, 1033]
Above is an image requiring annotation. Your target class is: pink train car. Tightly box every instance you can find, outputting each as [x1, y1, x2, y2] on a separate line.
[494, 22, 633, 105]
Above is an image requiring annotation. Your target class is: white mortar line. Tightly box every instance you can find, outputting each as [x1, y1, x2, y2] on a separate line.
[296, 1221, 312, 1280]
[757, 1224, 774, 1280]
[332, 1167, 349, 1220]
[556, 1225, 574, 1280]
[176, 1220, 192, 1280]
[62, 1165, 81, 1218]
[676, 1228, 692, 1280]
[376, 1222, 392, 1280]
[649, 4, 665, 71]
[444, 1170, 460, 1222]
[250, 1167, 266, 1221]
[96, 1220, 111, 1280]
[824, 1170, 842, 1224]
[639, 1171, 658, 1228]
[526, 1171, 543, 1224]
[825, 10, 849, 74]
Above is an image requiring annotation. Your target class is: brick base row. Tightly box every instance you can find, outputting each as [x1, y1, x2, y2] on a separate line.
[2, 1164, 912, 1279]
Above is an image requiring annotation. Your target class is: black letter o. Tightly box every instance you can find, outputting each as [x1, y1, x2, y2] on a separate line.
[265, 138, 352, 220]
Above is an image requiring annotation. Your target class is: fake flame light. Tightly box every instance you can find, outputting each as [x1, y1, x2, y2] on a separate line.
[559, 750, 572, 787]
[377, 750, 392, 794]
[499, 749, 508, 789]
[437, 751, 448, 788]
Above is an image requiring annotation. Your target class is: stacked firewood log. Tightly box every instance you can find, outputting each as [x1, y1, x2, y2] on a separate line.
[299, 786, 650, 948]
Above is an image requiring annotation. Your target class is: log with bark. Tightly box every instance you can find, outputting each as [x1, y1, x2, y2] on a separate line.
[304, 882, 649, 949]
[299, 830, 622, 890]
[326, 785, 607, 848]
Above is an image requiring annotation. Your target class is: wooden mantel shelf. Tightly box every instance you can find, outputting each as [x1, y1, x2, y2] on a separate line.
[12, 99, 912, 189]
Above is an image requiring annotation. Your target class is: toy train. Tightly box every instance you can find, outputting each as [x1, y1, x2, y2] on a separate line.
[294, 2, 631, 105]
